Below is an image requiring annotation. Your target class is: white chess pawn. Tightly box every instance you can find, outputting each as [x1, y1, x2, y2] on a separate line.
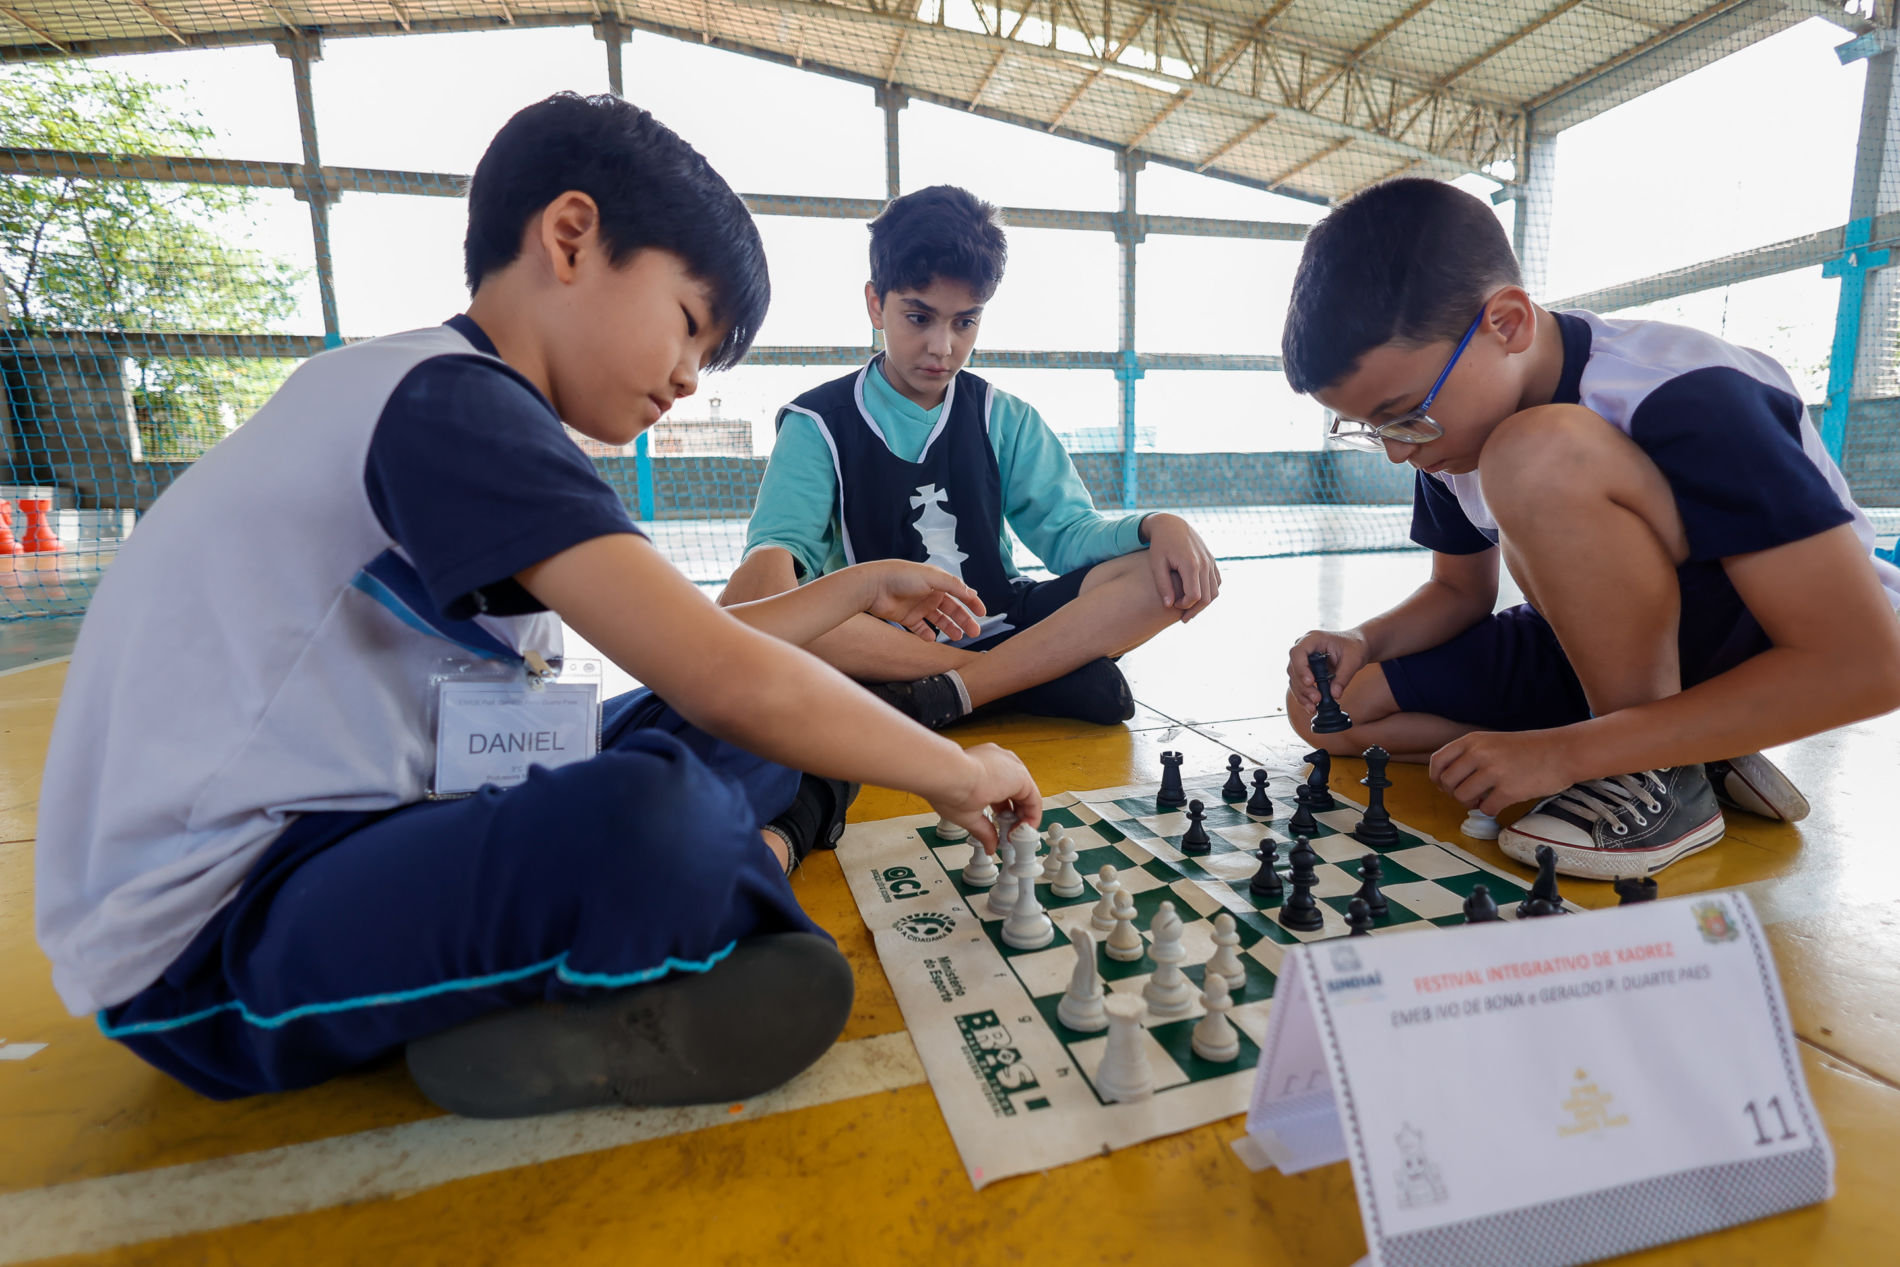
[1051, 833, 1085, 899]
[1461, 809, 1501, 840]
[1089, 866, 1122, 935]
[933, 815, 969, 843]
[1105, 887, 1145, 961]
[1055, 926, 1108, 1032]
[961, 835, 999, 887]
[1142, 902, 1195, 1019]
[987, 834, 1020, 917]
[1001, 836, 1056, 950]
[1095, 994, 1155, 1103]
[1205, 912, 1246, 992]
[1190, 974, 1241, 1063]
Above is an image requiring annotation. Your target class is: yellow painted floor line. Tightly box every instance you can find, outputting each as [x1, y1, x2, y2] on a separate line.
[0, 1031, 925, 1264]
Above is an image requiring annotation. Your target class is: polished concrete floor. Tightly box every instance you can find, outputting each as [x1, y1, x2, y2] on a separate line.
[1, 553, 1896, 1265]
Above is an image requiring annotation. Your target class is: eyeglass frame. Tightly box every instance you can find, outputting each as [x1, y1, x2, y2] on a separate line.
[1324, 307, 1487, 452]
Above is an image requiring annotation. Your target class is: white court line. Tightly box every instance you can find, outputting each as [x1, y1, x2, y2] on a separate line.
[0, 1032, 925, 1264]
[0, 655, 69, 680]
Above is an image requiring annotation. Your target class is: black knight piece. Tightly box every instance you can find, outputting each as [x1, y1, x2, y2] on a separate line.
[1352, 746, 1399, 848]
[1308, 650, 1353, 734]
[1249, 838, 1284, 898]
[1614, 876, 1659, 905]
[1463, 884, 1503, 923]
[1354, 854, 1388, 918]
[1222, 754, 1247, 801]
[1246, 769, 1275, 818]
[1516, 844, 1567, 918]
[1157, 750, 1187, 809]
[1181, 799, 1212, 854]
[1303, 748, 1337, 811]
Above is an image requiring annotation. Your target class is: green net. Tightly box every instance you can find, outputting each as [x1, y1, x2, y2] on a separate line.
[2, 2, 1896, 618]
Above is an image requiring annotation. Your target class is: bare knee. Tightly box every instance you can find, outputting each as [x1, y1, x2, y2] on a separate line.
[1480, 406, 1620, 510]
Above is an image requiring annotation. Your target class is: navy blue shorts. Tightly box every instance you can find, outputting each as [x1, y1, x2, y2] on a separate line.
[1381, 560, 1772, 732]
[100, 690, 817, 1099]
[963, 565, 1094, 652]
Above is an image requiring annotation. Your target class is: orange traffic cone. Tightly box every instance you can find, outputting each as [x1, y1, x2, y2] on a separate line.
[19, 499, 61, 553]
[0, 500, 21, 555]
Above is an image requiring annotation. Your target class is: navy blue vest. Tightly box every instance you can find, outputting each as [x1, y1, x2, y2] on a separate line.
[778, 359, 1016, 628]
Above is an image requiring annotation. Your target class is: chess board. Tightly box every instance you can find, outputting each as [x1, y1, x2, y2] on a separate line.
[836, 760, 1569, 1189]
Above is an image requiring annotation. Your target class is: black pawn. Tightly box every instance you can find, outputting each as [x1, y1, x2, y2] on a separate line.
[1181, 799, 1211, 854]
[1614, 876, 1659, 905]
[1222, 754, 1247, 801]
[1309, 650, 1354, 734]
[1278, 847, 1324, 933]
[1353, 745, 1399, 849]
[1304, 748, 1337, 811]
[1354, 854, 1388, 918]
[1463, 884, 1502, 923]
[1286, 783, 1319, 837]
[1516, 843, 1566, 918]
[1249, 838, 1284, 898]
[1157, 750, 1187, 809]
[1245, 769, 1274, 818]
[1345, 897, 1374, 936]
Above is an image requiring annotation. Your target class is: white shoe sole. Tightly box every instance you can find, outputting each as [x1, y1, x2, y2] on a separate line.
[1714, 753, 1811, 823]
[1500, 811, 1726, 881]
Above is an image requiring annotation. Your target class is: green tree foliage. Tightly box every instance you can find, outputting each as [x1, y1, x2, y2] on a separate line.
[0, 61, 306, 458]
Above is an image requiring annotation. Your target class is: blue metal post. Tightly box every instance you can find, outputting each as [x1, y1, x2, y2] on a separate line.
[1820, 218, 1889, 462]
[1115, 152, 1144, 510]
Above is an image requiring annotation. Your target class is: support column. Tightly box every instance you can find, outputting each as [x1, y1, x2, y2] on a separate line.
[1115, 151, 1145, 511]
[597, 20, 654, 520]
[278, 35, 340, 347]
[1511, 112, 1555, 300]
[877, 86, 905, 201]
[1823, 16, 1900, 466]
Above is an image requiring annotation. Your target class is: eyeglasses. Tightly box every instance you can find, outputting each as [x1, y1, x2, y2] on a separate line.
[1325, 308, 1486, 452]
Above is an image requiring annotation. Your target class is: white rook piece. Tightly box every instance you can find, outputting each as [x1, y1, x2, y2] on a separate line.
[1089, 866, 1122, 934]
[1094, 994, 1156, 1103]
[1191, 974, 1241, 1062]
[1142, 902, 1195, 1019]
[1001, 836, 1056, 950]
[1056, 926, 1108, 1032]
[1105, 888, 1145, 961]
[1206, 912, 1246, 992]
[987, 834, 1020, 917]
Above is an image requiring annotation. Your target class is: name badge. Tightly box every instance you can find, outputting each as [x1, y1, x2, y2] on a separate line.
[433, 674, 599, 795]
[1237, 891, 1832, 1266]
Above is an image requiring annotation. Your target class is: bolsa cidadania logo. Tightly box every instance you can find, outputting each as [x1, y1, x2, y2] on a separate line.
[895, 912, 957, 943]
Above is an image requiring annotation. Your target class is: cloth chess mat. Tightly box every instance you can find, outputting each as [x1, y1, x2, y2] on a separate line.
[836, 761, 1564, 1189]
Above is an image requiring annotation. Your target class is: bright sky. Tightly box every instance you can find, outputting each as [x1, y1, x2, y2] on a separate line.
[71, 13, 1871, 454]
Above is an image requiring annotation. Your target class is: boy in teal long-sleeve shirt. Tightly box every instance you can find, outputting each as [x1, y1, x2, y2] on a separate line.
[721, 186, 1220, 728]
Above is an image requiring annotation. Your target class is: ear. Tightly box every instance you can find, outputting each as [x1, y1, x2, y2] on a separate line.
[864, 281, 886, 331]
[1486, 287, 1537, 355]
[538, 191, 602, 284]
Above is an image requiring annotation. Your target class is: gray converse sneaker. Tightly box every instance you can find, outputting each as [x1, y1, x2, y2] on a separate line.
[1707, 753, 1810, 823]
[1499, 765, 1724, 880]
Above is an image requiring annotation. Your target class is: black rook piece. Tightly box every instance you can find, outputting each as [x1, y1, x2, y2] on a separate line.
[1181, 799, 1212, 854]
[1516, 844, 1567, 918]
[1157, 751, 1187, 809]
[1303, 748, 1337, 811]
[1286, 782, 1318, 836]
[1345, 897, 1374, 936]
[1463, 884, 1503, 923]
[1352, 746, 1399, 849]
[1354, 854, 1388, 918]
[1614, 876, 1659, 905]
[1309, 650, 1353, 734]
[1222, 754, 1247, 801]
[1250, 839, 1284, 898]
[1246, 769, 1275, 818]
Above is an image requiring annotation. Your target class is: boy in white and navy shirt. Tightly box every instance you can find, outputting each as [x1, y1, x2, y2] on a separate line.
[37, 93, 1041, 1116]
[1278, 178, 1900, 881]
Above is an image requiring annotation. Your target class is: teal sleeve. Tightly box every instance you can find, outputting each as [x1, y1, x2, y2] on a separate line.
[993, 391, 1148, 577]
[745, 410, 841, 580]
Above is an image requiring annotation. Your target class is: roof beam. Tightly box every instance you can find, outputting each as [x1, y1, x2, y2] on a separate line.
[1194, 113, 1272, 170]
[1124, 88, 1190, 149]
[125, 0, 188, 45]
[0, 3, 66, 51]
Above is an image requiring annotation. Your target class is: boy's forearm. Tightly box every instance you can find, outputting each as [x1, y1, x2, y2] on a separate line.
[1359, 579, 1493, 662]
[1552, 644, 1900, 782]
[724, 568, 873, 648]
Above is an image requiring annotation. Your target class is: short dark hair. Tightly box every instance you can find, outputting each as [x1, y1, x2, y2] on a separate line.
[463, 92, 769, 371]
[868, 185, 1008, 301]
[1281, 178, 1521, 394]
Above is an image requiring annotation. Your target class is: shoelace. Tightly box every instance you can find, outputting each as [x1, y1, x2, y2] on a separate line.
[1545, 771, 1667, 837]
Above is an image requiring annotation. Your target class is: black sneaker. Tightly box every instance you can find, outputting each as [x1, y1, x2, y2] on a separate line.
[405, 932, 854, 1118]
[864, 674, 967, 730]
[1499, 765, 1724, 880]
[1707, 753, 1810, 823]
[769, 774, 861, 859]
[1005, 657, 1136, 725]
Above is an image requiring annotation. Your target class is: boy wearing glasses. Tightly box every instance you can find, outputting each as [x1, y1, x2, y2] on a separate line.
[1282, 179, 1900, 881]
